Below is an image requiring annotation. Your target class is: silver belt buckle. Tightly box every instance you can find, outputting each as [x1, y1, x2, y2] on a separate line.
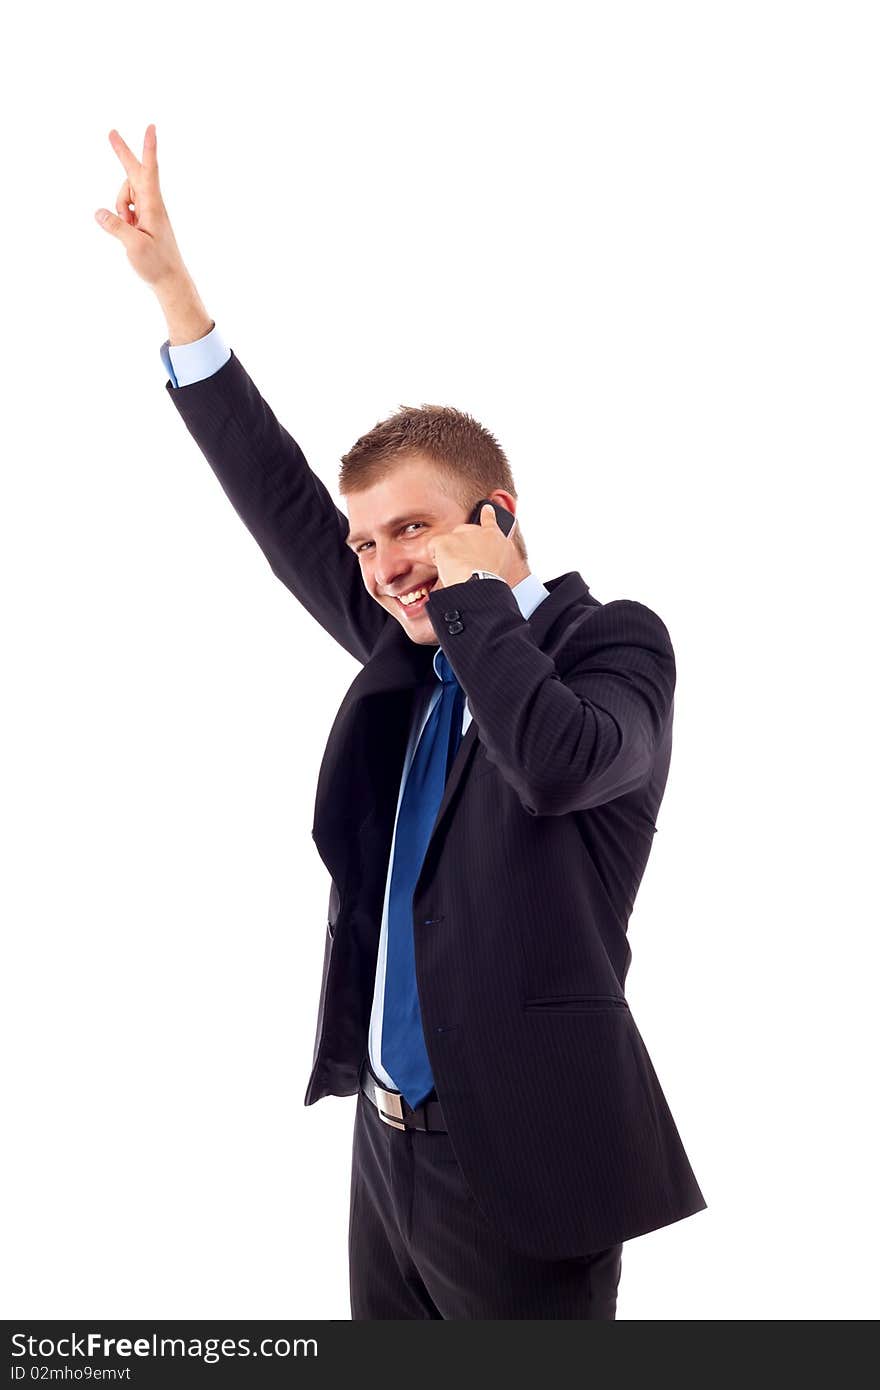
[374, 1083, 406, 1131]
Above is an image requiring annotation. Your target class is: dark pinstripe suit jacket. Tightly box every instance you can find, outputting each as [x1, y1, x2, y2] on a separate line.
[165, 350, 707, 1259]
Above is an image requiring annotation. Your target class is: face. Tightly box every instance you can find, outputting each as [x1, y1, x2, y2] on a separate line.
[344, 455, 474, 645]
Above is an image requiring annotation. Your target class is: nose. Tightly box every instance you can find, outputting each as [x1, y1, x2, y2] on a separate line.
[374, 538, 427, 593]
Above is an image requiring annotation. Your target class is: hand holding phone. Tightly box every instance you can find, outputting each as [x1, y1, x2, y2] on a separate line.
[467, 498, 517, 536]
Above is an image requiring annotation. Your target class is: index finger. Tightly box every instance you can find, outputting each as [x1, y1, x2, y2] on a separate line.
[108, 128, 141, 180]
[141, 122, 158, 173]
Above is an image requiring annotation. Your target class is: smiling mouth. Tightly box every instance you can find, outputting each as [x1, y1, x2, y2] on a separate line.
[391, 580, 437, 609]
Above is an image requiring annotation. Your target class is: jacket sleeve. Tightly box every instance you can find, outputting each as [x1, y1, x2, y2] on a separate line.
[163, 348, 389, 665]
[424, 581, 675, 815]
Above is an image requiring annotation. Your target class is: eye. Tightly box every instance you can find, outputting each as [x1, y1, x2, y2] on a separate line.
[355, 522, 425, 555]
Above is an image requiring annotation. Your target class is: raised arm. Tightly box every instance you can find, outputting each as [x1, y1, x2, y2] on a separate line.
[95, 124, 388, 665]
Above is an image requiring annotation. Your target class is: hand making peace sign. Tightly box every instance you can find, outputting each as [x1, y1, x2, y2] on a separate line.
[95, 124, 187, 290]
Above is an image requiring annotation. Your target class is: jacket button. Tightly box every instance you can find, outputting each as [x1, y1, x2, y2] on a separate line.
[447, 620, 464, 634]
[443, 609, 460, 621]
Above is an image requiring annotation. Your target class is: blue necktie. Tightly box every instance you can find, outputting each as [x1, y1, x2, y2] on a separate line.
[382, 650, 465, 1108]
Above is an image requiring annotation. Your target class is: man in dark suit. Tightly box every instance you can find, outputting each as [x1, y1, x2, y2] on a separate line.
[97, 124, 707, 1319]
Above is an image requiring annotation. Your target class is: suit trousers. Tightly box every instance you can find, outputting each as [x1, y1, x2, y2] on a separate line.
[349, 1059, 623, 1319]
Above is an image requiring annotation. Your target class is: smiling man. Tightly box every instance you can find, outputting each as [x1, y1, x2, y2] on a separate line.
[97, 123, 707, 1320]
[342, 455, 532, 626]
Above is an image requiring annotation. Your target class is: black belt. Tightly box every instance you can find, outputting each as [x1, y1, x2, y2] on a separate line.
[358, 1057, 448, 1133]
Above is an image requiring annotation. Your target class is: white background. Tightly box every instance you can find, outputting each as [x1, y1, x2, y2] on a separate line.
[2, 0, 877, 1320]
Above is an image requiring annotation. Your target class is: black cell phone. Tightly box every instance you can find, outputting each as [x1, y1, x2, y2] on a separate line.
[467, 497, 517, 536]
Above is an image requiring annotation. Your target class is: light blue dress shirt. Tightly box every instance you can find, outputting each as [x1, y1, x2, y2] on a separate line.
[367, 570, 549, 1090]
[160, 325, 551, 1093]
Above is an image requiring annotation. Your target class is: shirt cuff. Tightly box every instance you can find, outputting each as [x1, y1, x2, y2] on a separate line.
[159, 322, 231, 388]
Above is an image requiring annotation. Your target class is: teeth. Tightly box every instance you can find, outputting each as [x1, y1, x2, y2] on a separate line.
[398, 585, 431, 605]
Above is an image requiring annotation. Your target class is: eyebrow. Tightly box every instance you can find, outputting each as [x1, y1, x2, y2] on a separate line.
[345, 513, 438, 548]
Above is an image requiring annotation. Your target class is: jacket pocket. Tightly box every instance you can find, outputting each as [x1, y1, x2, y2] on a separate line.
[523, 993, 629, 1013]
